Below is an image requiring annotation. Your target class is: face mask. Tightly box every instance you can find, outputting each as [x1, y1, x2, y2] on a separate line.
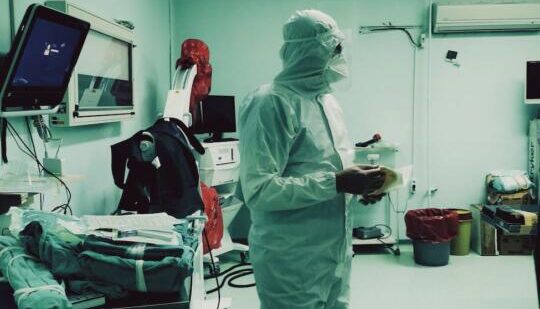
[325, 54, 349, 84]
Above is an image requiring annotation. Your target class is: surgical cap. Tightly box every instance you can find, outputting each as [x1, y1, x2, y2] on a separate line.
[282, 10, 345, 49]
[274, 10, 346, 96]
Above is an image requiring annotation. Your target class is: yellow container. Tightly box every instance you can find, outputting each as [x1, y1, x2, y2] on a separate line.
[449, 209, 473, 256]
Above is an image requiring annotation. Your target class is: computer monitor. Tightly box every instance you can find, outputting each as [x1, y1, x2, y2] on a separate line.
[526, 61, 540, 104]
[0, 4, 90, 117]
[192, 95, 236, 143]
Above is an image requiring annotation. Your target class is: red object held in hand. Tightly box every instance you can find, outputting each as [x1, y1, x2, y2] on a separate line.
[355, 133, 382, 148]
[176, 39, 212, 125]
[200, 182, 223, 254]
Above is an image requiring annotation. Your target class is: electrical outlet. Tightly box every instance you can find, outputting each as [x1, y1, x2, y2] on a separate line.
[410, 178, 416, 195]
[419, 33, 427, 48]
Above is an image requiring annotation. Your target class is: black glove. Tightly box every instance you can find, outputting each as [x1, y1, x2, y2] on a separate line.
[335, 165, 385, 195]
[360, 193, 386, 205]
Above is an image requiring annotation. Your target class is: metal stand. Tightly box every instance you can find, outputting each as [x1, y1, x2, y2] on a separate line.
[352, 193, 404, 256]
[392, 192, 404, 256]
[352, 237, 400, 256]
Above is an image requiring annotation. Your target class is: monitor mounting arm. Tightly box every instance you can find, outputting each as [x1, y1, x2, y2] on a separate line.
[162, 64, 197, 127]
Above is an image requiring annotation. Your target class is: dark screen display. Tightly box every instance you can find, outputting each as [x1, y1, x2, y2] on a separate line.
[527, 61, 540, 100]
[193, 95, 236, 134]
[11, 18, 82, 87]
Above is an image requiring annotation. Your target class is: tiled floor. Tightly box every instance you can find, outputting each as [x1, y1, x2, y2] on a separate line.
[205, 245, 538, 309]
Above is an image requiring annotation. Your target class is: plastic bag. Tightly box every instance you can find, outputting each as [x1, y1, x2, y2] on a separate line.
[405, 208, 459, 242]
[9, 207, 85, 242]
[487, 170, 533, 194]
[200, 182, 223, 253]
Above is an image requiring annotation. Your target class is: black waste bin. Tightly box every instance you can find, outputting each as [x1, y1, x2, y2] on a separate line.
[405, 208, 459, 266]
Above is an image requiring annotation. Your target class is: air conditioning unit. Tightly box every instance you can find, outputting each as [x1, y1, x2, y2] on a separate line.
[433, 3, 540, 33]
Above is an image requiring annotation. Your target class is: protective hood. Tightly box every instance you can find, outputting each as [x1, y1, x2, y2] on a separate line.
[274, 10, 346, 97]
[176, 39, 212, 124]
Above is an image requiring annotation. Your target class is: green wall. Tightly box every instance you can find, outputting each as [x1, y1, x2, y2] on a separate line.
[0, 0, 11, 53]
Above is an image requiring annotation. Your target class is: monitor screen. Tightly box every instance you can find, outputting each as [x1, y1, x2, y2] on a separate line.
[11, 18, 83, 87]
[0, 4, 89, 111]
[527, 61, 540, 103]
[192, 95, 236, 134]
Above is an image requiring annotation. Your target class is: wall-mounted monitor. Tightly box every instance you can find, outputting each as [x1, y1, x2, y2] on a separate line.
[526, 61, 540, 104]
[46, 1, 135, 126]
[0, 4, 89, 117]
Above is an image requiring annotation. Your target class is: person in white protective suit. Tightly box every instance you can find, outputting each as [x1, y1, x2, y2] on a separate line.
[238, 9, 386, 309]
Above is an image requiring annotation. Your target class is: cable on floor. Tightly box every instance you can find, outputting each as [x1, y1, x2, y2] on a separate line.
[205, 262, 255, 294]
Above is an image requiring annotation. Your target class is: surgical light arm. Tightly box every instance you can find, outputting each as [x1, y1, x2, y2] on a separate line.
[162, 64, 197, 126]
[142, 65, 198, 164]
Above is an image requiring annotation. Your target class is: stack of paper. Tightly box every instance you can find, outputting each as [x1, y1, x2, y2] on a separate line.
[371, 165, 412, 195]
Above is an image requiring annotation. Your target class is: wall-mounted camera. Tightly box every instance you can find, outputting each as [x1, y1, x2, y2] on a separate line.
[445, 50, 460, 67]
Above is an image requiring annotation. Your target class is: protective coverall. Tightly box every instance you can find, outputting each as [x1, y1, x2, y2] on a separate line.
[238, 9, 354, 309]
